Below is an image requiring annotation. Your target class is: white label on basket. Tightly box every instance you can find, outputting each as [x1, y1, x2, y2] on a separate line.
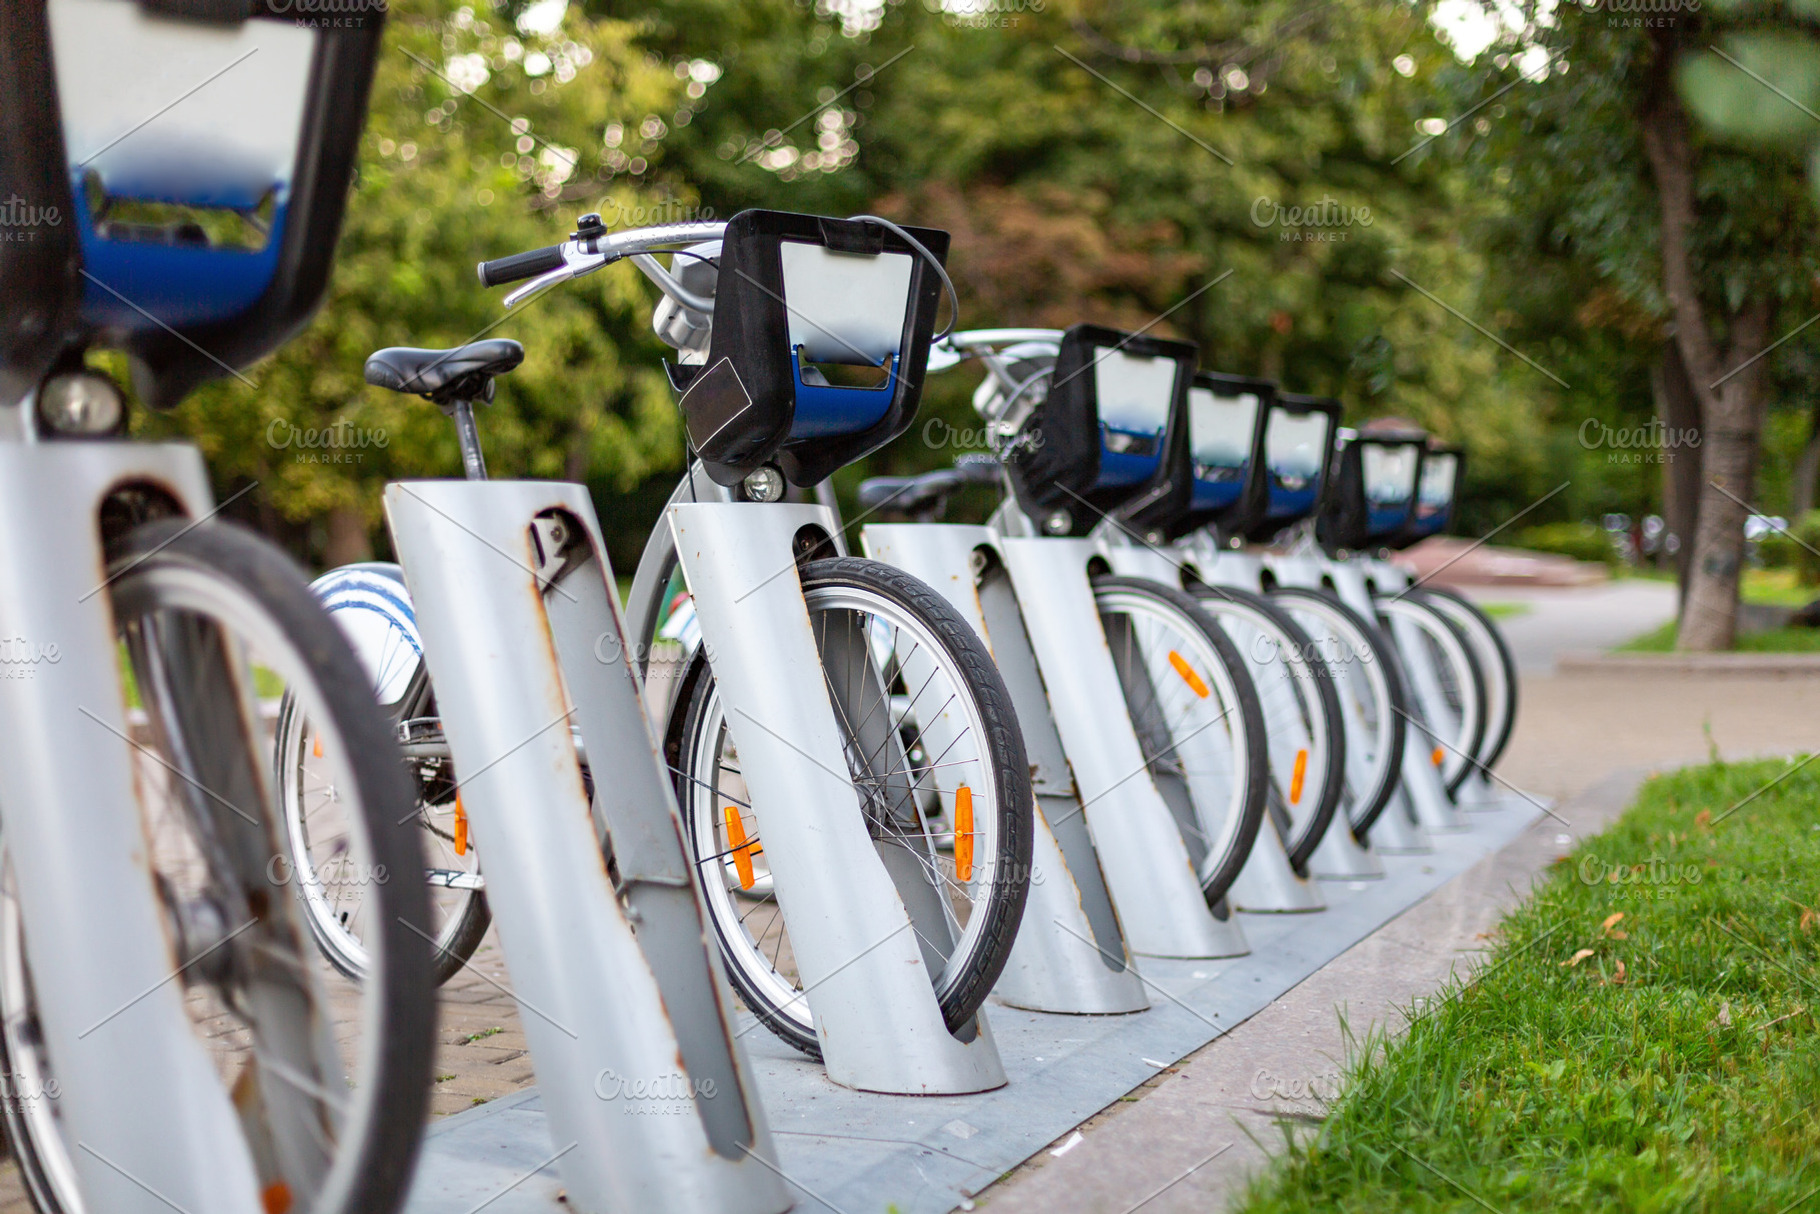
[51, 0, 315, 207]
[779, 241, 914, 366]
[1092, 347, 1176, 438]
[1190, 387, 1260, 469]
[1266, 409, 1330, 483]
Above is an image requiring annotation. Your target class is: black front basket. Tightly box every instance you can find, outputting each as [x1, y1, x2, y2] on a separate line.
[671, 209, 950, 488]
[3, 0, 384, 411]
[1240, 393, 1341, 544]
[1318, 430, 1428, 553]
[1004, 323, 1198, 537]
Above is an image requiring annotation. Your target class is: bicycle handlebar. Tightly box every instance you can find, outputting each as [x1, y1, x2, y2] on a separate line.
[477, 244, 565, 287]
[477, 221, 730, 310]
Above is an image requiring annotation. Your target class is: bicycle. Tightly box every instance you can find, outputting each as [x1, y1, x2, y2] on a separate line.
[0, 6, 434, 1213]
[281, 211, 1035, 1065]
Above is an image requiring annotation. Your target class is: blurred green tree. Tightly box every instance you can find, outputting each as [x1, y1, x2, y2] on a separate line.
[1438, 1, 1820, 648]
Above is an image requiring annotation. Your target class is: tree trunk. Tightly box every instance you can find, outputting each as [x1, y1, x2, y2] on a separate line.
[323, 504, 373, 568]
[1651, 341, 1701, 603]
[1640, 26, 1773, 651]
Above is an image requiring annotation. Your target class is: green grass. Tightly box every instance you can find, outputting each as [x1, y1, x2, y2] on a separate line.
[1477, 602, 1531, 621]
[1736, 567, 1818, 608]
[1622, 567, 1816, 607]
[115, 641, 287, 708]
[1236, 757, 1820, 1213]
[1617, 621, 1820, 653]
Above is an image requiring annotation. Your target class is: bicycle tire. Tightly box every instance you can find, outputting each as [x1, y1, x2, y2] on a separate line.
[1417, 586, 1520, 771]
[277, 562, 491, 986]
[1268, 586, 1409, 840]
[1187, 582, 1346, 871]
[1090, 576, 1269, 905]
[1375, 593, 1487, 798]
[665, 556, 1033, 1059]
[0, 519, 434, 1214]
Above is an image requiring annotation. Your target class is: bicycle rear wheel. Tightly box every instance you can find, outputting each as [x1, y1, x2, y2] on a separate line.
[0, 519, 434, 1214]
[1268, 587, 1408, 840]
[1091, 577, 1269, 904]
[1188, 583, 1345, 871]
[276, 564, 493, 985]
[665, 557, 1033, 1058]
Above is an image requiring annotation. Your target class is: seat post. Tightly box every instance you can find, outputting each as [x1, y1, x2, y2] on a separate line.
[450, 396, 488, 480]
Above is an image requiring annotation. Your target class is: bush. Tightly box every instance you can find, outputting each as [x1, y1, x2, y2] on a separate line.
[1510, 521, 1617, 565]
[1791, 510, 1820, 585]
[1759, 529, 1795, 569]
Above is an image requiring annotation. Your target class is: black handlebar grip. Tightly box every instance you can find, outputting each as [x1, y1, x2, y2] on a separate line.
[476, 244, 565, 287]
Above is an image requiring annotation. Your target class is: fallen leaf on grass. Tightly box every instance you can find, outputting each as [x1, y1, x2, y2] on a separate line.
[1601, 912, 1628, 940]
[1561, 949, 1596, 968]
[1604, 960, 1627, 985]
[1695, 809, 1712, 829]
[1801, 907, 1818, 934]
[1714, 1001, 1732, 1028]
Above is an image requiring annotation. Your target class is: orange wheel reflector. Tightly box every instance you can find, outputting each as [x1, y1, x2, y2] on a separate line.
[724, 807, 757, 890]
[1289, 749, 1308, 805]
[954, 785, 975, 883]
[311, 734, 322, 759]
[1167, 650, 1211, 698]
[453, 793, 468, 857]
[262, 1183, 293, 1214]
[1432, 746, 1445, 767]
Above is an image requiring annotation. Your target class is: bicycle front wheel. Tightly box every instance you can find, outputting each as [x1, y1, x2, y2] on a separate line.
[1417, 587, 1519, 772]
[1091, 577, 1269, 904]
[665, 557, 1033, 1058]
[1188, 583, 1346, 870]
[1268, 587, 1408, 840]
[0, 519, 434, 1214]
[1375, 593, 1486, 797]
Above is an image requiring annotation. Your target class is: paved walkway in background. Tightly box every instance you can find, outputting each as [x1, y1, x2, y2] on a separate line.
[1464, 578, 1678, 672]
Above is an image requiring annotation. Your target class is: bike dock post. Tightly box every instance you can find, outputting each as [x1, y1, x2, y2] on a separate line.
[993, 536, 1249, 959]
[384, 480, 789, 1214]
[862, 522, 1150, 1015]
[1360, 560, 1469, 834]
[0, 444, 278, 1214]
[667, 501, 1009, 1094]
[1101, 543, 1326, 914]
